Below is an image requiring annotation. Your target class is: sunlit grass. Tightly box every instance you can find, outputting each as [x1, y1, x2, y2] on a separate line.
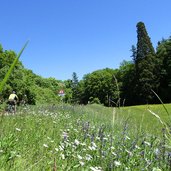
[0, 103, 171, 170]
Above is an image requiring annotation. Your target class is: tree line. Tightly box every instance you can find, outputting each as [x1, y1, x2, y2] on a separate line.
[0, 21, 171, 107]
[65, 22, 171, 106]
[0, 45, 63, 105]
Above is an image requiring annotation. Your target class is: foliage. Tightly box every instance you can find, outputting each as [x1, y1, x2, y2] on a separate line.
[133, 22, 159, 104]
[89, 97, 101, 104]
[81, 68, 119, 106]
[156, 38, 171, 102]
[117, 60, 135, 106]
[0, 43, 62, 105]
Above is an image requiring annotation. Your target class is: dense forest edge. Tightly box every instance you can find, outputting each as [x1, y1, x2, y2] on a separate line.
[0, 21, 171, 108]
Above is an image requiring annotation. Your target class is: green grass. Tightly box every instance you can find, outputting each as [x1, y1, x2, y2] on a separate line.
[0, 103, 171, 170]
[82, 103, 171, 136]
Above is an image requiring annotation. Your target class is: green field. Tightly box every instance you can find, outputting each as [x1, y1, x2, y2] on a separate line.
[0, 103, 171, 170]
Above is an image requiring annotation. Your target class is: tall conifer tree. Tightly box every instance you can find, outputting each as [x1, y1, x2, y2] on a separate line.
[134, 22, 158, 104]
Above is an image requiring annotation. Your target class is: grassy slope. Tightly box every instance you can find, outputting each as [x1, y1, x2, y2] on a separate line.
[84, 103, 171, 136]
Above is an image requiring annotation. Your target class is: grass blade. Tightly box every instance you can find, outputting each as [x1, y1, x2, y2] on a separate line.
[151, 89, 171, 121]
[0, 41, 29, 93]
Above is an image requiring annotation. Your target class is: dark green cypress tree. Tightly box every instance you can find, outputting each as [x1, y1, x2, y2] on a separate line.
[134, 22, 158, 104]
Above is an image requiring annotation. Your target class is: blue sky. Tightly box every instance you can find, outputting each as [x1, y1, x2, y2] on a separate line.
[1, 0, 171, 81]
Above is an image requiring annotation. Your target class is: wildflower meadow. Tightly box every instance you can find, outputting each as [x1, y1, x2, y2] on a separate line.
[0, 103, 171, 170]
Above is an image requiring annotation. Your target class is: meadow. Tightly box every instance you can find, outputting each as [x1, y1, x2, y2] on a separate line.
[0, 103, 171, 171]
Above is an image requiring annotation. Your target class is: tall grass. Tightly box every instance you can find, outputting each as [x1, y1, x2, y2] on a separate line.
[147, 90, 171, 144]
[151, 89, 171, 121]
[1, 104, 171, 170]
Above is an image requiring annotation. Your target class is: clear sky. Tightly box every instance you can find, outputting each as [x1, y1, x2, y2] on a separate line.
[1, 0, 171, 81]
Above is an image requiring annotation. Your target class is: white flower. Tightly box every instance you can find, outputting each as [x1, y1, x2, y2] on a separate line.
[91, 142, 97, 148]
[89, 145, 96, 151]
[85, 154, 92, 161]
[79, 161, 85, 166]
[111, 146, 115, 150]
[60, 153, 65, 159]
[125, 149, 133, 156]
[144, 141, 151, 146]
[90, 166, 103, 171]
[111, 152, 117, 156]
[103, 137, 108, 140]
[74, 139, 80, 146]
[55, 148, 59, 152]
[154, 148, 159, 155]
[15, 128, 21, 131]
[114, 160, 121, 167]
[77, 154, 83, 160]
[59, 145, 64, 151]
[135, 145, 141, 149]
[43, 144, 48, 148]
